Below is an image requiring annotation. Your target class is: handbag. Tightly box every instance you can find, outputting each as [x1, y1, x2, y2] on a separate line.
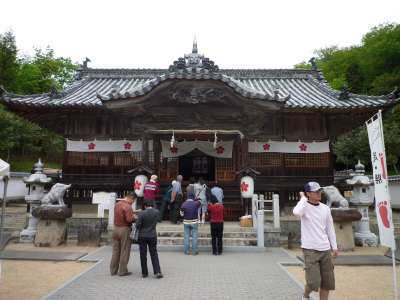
[130, 223, 139, 243]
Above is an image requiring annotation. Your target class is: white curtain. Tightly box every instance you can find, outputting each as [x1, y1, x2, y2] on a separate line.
[248, 140, 330, 153]
[161, 140, 234, 158]
[66, 139, 143, 152]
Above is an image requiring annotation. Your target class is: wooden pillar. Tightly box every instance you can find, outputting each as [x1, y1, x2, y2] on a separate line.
[142, 134, 149, 166]
[241, 136, 248, 168]
[154, 135, 161, 174]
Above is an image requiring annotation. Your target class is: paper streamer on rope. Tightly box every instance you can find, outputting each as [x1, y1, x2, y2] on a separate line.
[66, 139, 143, 152]
[248, 140, 330, 153]
[161, 140, 233, 158]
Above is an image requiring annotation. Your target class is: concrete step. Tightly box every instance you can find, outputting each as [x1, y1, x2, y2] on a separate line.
[157, 230, 256, 238]
[157, 224, 256, 232]
[157, 236, 257, 246]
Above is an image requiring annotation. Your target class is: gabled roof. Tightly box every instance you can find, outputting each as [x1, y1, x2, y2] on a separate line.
[1, 42, 398, 110]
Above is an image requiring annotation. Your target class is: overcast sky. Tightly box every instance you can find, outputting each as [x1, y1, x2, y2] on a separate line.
[1, 0, 399, 69]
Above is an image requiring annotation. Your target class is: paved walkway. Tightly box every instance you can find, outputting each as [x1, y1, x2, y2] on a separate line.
[45, 247, 304, 300]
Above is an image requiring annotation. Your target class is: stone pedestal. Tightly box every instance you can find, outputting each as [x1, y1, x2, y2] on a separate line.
[331, 208, 362, 251]
[353, 205, 378, 247]
[32, 205, 71, 247]
[334, 222, 355, 251]
[34, 219, 67, 247]
[20, 202, 41, 243]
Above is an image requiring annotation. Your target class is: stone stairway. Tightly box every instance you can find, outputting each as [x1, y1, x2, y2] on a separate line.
[156, 222, 257, 246]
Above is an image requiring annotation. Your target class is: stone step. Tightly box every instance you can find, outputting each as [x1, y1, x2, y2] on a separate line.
[157, 236, 257, 246]
[157, 224, 256, 232]
[157, 231, 256, 238]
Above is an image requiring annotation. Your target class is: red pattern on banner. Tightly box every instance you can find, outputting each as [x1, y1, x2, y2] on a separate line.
[263, 143, 270, 151]
[88, 143, 96, 150]
[299, 143, 308, 151]
[124, 142, 132, 150]
[134, 180, 142, 190]
[241, 182, 249, 192]
[216, 146, 225, 154]
[170, 145, 178, 153]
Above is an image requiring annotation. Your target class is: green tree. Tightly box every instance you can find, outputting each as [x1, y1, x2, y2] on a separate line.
[15, 47, 77, 94]
[296, 23, 400, 173]
[0, 31, 18, 91]
[0, 30, 77, 169]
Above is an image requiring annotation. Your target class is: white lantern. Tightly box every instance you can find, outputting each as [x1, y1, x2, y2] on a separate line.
[240, 176, 254, 198]
[134, 175, 148, 197]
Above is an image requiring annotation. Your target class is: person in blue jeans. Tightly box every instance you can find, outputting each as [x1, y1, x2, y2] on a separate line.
[180, 188, 201, 255]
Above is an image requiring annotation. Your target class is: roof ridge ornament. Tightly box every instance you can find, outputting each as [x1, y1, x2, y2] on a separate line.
[168, 40, 219, 73]
[192, 36, 198, 54]
[387, 86, 399, 100]
[338, 85, 350, 100]
[308, 57, 317, 71]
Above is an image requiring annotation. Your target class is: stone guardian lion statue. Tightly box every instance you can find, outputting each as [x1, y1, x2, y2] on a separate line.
[41, 183, 71, 206]
[322, 185, 349, 208]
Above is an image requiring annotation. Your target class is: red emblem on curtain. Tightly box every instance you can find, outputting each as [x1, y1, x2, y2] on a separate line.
[240, 182, 249, 192]
[263, 143, 270, 151]
[124, 142, 132, 150]
[216, 146, 225, 154]
[134, 180, 142, 190]
[170, 146, 178, 153]
[88, 142, 96, 150]
[299, 143, 308, 151]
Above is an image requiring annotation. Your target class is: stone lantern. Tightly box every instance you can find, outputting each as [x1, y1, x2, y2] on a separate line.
[20, 159, 52, 242]
[346, 161, 378, 246]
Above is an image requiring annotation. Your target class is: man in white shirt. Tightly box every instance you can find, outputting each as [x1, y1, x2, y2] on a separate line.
[293, 181, 339, 300]
[211, 181, 224, 204]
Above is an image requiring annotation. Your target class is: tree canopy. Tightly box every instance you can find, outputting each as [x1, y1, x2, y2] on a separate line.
[0, 30, 77, 168]
[296, 23, 400, 172]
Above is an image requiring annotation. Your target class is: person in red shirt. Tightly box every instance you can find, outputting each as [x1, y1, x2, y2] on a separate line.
[143, 175, 160, 207]
[207, 194, 224, 255]
[110, 193, 137, 276]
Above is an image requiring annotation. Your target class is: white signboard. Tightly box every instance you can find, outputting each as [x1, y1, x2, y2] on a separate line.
[366, 111, 395, 249]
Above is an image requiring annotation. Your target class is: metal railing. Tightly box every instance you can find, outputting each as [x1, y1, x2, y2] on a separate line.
[252, 193, 280, 248]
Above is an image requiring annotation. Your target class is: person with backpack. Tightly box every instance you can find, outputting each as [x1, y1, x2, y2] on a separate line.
[158, 180, 175, 223]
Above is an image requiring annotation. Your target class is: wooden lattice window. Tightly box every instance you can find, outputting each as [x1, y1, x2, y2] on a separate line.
[148, 150, 155, 169]
[284, 153, 329, 168]
[216, 158, 235, 181]
[113, 152, 142, 167]
[160, 158, 179, 181]
[68, 152, 109, 166]
[248, 153, 283, 168]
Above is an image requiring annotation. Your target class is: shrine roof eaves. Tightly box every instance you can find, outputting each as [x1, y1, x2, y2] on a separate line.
[0, 68, 398, 110]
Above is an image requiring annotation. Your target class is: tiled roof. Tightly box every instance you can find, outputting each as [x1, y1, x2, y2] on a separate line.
[1, 43, 398, 110]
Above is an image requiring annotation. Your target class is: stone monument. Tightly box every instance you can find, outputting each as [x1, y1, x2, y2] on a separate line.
[20, 159, 52, 243]
[346, 161, 378, 246]
[32, 183, 72, 247]
[323, 185, 361, 251]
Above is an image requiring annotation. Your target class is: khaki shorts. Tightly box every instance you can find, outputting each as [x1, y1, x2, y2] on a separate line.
[303, 249, 335, 291]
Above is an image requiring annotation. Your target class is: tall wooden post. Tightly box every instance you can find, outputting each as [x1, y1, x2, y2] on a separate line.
[241, 136, 248, 169]
[142, 134, 149, 166]
[154, 135, 161, 174]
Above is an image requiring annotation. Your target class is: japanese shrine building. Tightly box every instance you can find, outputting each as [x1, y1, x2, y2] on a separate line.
[1, 42, 398, 219]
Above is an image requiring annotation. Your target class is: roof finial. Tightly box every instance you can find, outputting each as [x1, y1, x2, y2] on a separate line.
[192, 36, 198, 54]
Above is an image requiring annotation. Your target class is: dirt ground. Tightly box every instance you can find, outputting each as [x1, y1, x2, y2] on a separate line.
[286, 246, 400, 300]
[0, 241, 97, 300]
